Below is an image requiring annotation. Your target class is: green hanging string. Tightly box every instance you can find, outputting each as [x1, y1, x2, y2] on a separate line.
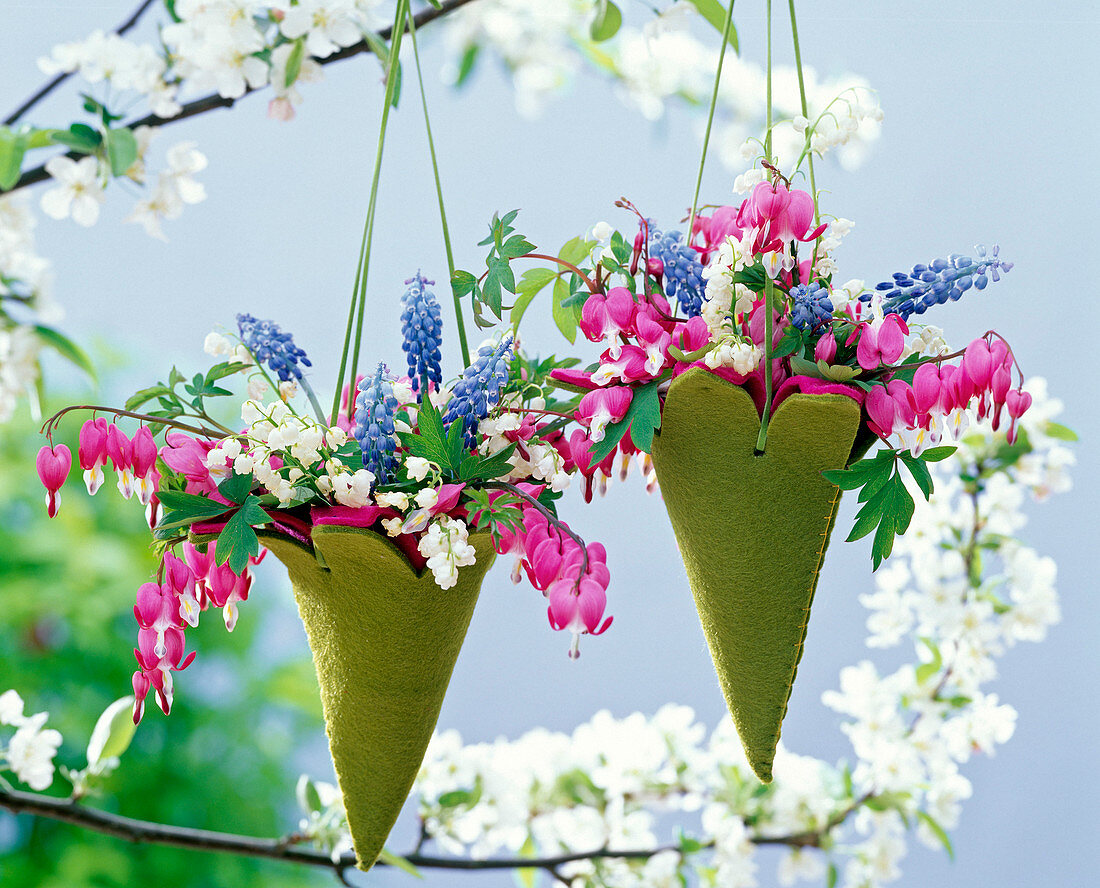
[332, 0, 410, 423]
[686, 0, 738, 244]
[788, 0, 818, 226]
[407, 7, 471, 368]
[756, 0, 775, 453]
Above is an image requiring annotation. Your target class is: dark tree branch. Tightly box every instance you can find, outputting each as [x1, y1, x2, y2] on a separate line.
[0, 784, 868, 875]
[3, 0, 159, 126]
[6, 0, 480, 193]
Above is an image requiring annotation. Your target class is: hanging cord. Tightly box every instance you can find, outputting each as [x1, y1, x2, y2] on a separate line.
[407, 7, 471, 368]
[755, 0, 775, 454]
[788, 0, 817, 226]
[331, 0, 411, 423]
[686, 0, 738, 242]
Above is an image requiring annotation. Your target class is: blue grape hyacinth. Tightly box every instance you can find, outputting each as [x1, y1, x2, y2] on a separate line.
[862, 245, 1013, 320]
[789, 281, 834, 331]
[400, 272, 444, 397]
[236, 313, 311, 382]
[442, 336, 513, 449]
[353, 363, 400, 483]
[648, 224, 705, 318]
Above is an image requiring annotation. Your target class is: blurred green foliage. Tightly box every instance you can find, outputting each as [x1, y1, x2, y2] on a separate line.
[0, 402, 331, 887]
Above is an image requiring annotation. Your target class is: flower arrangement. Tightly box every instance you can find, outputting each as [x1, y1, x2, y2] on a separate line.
[549, 178, 1027, 570]
[35, 269, 618, 722]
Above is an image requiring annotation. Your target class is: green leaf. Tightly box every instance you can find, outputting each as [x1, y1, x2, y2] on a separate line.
[590, 0, 623, 41]
[900, 454, 934, 500]
[551, 276, 577, 343]
[920, 445, 957, 462]
[827, 863, 838, 888]
[296, 774, 323, 814]
[1045, 421, 1078, 442]
[217, 471, 254, 505]
[399, 397, 452, 468]
[125, 385, 173, 411]
[589, 380, 662, 463]
[284, 38, 305, 88]
[105, 128, 138, 177]
[500, 234, 535, 259]
[0, 128, 28, 191]
[50, 123, 102, 154]
[558, 235, 593, 267]
[378, 848, 422, 879]
[916, 811, 955, 860]
[457, 444, 517, 482]
[511, 267, 558, 328]
[451, 268, 478, 300]
[445, 415, 466, 470]
[33, 325, 97, 381]
[624, 380, 662, 453]
[204, 361, 251, 383]
[215, 496, 273, 574]
[772, 325, 805, 359]
[915, 637, 943, 685]
[454, 43, 479, 86]
[610, 230, 630, 264]
[686, 0, 739, 49]
[85, 696, 138, 767]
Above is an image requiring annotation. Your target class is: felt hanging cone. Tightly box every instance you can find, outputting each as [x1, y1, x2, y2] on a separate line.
[260, 523, 496, 870]
[650, 368, 861, 783]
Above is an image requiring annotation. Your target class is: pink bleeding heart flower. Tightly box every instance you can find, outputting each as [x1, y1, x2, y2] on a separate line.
[430, 483, 466, 516]
[676, 315, 710, 355]
[770, 188, 828, 244]
[548, 366, 598, 391]
[576, 386, 633, 443]
[1005, 389, 1032, 444]
[814, 330, 838, 363]
[591, 345, 651, 385]
[106, 425, 136, 499]
[36, 444, 71, 518]
[78, 418, 110, 494]
[750, 180, 791, 221]
[160, 432, 220, 496]
[962, 339, 994, 392]
[865, 386, 898, 438]
[855, 313, 908, 370]
[634, 312, 672, 376]
[547, 574, 613, 660]
[131, 426, 160, 506]
[909, 362, 943, 416]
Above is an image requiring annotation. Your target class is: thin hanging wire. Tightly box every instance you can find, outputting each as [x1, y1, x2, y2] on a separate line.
[407, 7, 471, 368]
[332, 0, 410, 422]
[686, 0, 738, 243]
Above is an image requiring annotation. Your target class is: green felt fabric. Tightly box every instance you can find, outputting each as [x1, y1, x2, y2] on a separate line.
[261, 525, 496, 870]
[650, 368, 861, 783]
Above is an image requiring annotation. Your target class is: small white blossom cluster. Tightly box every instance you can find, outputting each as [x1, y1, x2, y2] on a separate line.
[38, 130, 208, 236]
[39, 29, 182, 117]
[445, 1, 881, 170]
[215, 398, 354, 506]
[0, 689, 63, 792]
[480, 393, 572, 492]
[417, 515, 477, 589]
[0, 194, 58, 422]
[286, 383, 1070, 887]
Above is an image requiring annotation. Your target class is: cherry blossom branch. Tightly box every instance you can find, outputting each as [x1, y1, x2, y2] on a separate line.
[0, 784, 872, 874]
[7, 0, 482, 194]
[2, 0, 158, 127]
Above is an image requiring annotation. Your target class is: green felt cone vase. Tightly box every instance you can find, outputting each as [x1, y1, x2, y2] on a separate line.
[650, 368, 862, 783]
[259, 524, 496, 870]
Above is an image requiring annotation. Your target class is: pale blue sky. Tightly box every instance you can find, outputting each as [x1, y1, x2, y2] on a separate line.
[3, 1, 1098, 886]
